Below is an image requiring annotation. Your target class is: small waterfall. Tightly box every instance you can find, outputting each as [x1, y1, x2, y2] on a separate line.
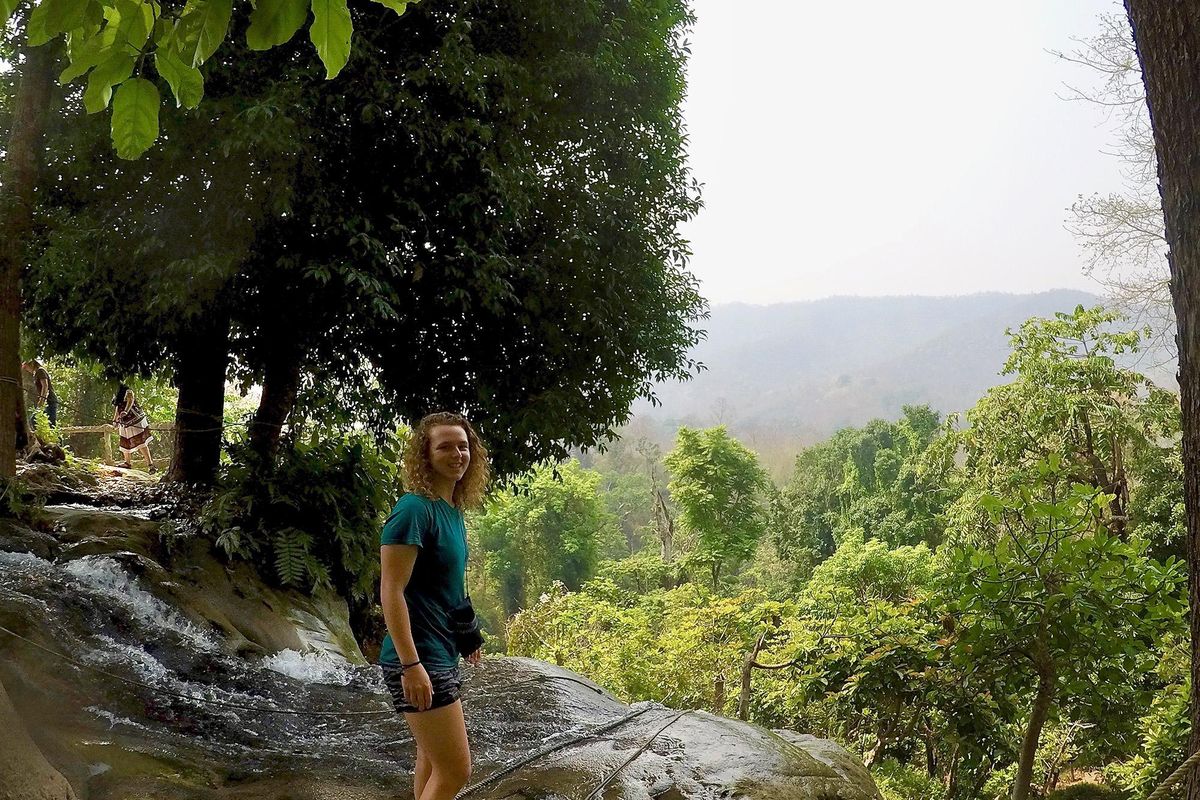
[0, 520, 412, 786]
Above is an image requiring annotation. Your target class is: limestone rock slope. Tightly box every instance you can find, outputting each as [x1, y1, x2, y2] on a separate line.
[0, 472, 880, 800]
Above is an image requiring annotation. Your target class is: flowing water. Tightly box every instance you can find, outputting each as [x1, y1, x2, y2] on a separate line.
[0, 505, 633, 796]
[0, 497, 880, 800]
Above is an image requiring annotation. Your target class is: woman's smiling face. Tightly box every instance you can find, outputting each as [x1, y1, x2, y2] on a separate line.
[428, 424, 471, 485]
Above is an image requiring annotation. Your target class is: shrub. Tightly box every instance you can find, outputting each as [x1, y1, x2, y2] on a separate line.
[1046, 782, 1129, 800]
[871, 760, 941, 800]
[201, 431, 400, 602]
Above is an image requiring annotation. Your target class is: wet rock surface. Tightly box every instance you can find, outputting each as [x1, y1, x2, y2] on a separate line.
[0, 473, 881, 800]
[0, 679, 78, 800]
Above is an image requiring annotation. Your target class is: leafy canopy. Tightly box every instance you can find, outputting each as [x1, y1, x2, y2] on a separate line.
[7, 0, 416, 157]
[664, 425, 770, 587]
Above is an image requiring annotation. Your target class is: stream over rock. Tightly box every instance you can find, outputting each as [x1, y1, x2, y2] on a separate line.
[0, 473, 881, 800]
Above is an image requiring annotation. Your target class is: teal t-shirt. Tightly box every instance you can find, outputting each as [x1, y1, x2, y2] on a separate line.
[379, 493, 469, 670]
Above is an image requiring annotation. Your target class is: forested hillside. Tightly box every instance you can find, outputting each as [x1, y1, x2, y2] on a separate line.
[636, 290, 1175, 448]
[496, 306, 1188, 800]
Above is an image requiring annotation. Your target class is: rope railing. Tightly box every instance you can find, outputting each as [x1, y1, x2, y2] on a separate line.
[57, 423, 175, 464]
[1147, 749, 1200, 800]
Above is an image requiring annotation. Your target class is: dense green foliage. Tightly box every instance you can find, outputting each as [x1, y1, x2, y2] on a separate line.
[665, 426, 770, 587]
[200, 431, 400, 601]
[480, 307, 1188, 800]
[771, 404, 950, 567]
[7, 0, 413, 157]
[29, 0, 705, 483]
[473, 461, 624, 617]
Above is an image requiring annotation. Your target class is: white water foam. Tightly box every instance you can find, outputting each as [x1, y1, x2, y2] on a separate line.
[262, 649, 356, 686]
[86, 705, 152, 732]
[86, 634, 174, 684]
[63, 556, 216, 651]
[0, 549, 55, 572]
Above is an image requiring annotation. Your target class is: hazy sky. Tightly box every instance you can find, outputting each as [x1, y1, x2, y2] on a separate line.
[681, 0, 1134, 305]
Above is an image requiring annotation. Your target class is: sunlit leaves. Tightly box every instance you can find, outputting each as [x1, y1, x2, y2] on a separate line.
[26, 0, 92, 45]
[24, 0, 416, 156]
[368, 0, 408, 12]
[82, 50, 134, 112]
[154, 48, 203, 108]
[110, 76, 158, 159]
[175, 0, 232, 67]
[246, 0, 309, 50]
[309, 0, 352, 79]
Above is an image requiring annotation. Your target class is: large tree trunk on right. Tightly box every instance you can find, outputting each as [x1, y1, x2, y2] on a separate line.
[1122, 4, 1200, 798]
[167, 314, 231, 485]
[0, 40, 54, 478]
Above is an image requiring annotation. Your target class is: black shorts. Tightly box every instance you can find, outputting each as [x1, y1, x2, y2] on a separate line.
[381, 662, 463, 713]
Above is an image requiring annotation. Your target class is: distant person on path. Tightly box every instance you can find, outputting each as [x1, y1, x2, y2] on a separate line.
[112, 384, 155, 472]
[379, 412, 489, 800]
[21, 360, 57, 428]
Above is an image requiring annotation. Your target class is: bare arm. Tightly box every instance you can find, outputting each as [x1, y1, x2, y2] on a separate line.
[380, 544, 421, 665]
[380, 544, 433, 710]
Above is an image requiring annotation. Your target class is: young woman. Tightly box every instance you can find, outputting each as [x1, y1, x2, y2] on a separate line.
[380, 412, 490, 800]
[111, 384, 156, 472]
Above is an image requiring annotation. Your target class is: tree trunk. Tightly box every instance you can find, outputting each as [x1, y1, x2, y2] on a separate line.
[925, 731, 939, 780]
[944, 742, 959, 797]
[248, 334, 304, 464]
[712, 672, 725, 715]
[501, 571, 523, 618]
[654, 488, 675, 565]
[1011, 656, 1055, 800]
[738, 632, 766, 720]
[166, 314, 231, 485]
[0, 40, 55, 478]
[1122, 5, 1200, 798]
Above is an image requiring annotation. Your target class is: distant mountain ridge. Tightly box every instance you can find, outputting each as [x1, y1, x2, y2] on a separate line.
[635, 290, 1174, 455]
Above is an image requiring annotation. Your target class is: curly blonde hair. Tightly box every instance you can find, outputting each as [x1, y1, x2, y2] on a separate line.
[402, 412, 491, 510]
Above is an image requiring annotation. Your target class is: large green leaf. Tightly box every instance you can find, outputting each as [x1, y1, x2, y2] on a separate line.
[176, 0, 232, 67]
[113, 0, 154, 49]
[0, 0, 21, 28]
[154, 49, 204, 109]
[246, 0, 309, 50]
[111, 77, 160, 159]
[308, 0, 352, 79]
[368, 0, 412, 13]
[58, 24, 106, 83]
[82, 51, 135, 113]
[26, 0, 91, 45]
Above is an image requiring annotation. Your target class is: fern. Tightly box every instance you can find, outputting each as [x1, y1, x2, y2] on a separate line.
[273, 527, 312, 587]
[200, 431, 399, 599]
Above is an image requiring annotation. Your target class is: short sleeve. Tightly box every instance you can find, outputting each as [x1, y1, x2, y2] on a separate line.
[380, 494, 432, 547]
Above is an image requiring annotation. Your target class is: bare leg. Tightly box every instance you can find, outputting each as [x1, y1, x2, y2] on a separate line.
[404, 701, 470, 800]
[139, 444, 155, 470]
[414, 748, 432, 800]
